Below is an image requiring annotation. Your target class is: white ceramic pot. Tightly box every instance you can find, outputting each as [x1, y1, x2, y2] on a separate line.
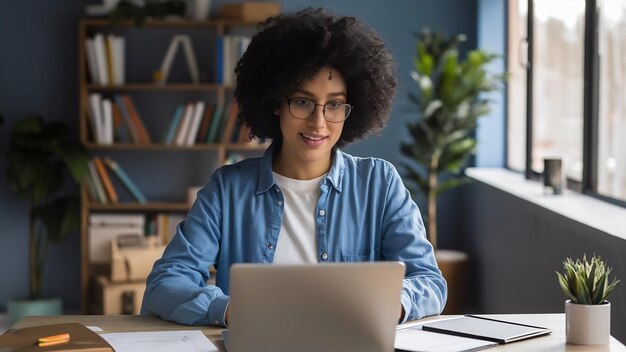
[565, 300, 610, 345]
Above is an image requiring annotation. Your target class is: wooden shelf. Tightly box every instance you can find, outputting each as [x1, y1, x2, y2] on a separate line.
[87, 201, 190, 212]
[82, 142, 268, 151]
[86, 83, 224, 91]
[81, 18, 221, 28]
[80, 18, 260, 29]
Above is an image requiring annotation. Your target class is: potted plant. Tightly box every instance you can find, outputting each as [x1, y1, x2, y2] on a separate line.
[5, 115, 88, 324]
[556, 254, 620, 345]
[400, 30, 505, 313]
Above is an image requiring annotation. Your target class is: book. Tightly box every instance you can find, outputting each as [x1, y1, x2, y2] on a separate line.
[174, 103, 195, 146]
[164, 104, 185, 144]
[421, 315, 552, 344]
[93, 157, 118, 203]
[102, 157, 147, 204]
[88, 93, 104, 143]
[105, 34, 115, 84]
[206, 102, 225, 143]
[92, 33, 109, 86]
[111, 35, 125, 85]
[196, 104, 214, 143]
[111, 102, 129, 143]
[113, 94, 140, 144]
[121, 94, 151, 144]
[179, 35, 199, 84]
[85, 38, 100, 84]
[87, 160, 107, 204]
[84, 173, 98, 202]
[101, 98, 113, 144]
[184, 101, 206, 146]
[0, 322, 113, 351]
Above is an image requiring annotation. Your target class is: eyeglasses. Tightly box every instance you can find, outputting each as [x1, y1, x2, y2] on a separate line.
[286, 98, 352, 123]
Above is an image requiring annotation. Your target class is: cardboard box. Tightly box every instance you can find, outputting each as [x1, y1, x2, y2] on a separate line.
[110, 235, 165, 282]
[219, 2, 281, 22]
[93, 276, 145, 315]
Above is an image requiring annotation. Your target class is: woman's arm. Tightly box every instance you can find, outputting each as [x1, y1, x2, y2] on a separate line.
[140, 173, 229, 326]
[380, 164, 447, 322]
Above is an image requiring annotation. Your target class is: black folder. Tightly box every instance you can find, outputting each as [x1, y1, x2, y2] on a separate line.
[421, 315, 552, 344]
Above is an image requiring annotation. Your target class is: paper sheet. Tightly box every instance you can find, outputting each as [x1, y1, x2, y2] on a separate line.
[100, 330, 218, 352]
[395, 325, 497, 352]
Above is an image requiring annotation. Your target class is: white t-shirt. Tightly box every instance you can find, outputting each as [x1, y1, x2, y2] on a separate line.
[271, 172, 325, 264]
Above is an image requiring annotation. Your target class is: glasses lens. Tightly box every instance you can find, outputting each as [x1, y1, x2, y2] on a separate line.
[289, 99, 314, 119]
[324, 103, 350, 122]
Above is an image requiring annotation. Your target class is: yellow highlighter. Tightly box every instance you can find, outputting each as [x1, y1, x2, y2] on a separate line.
[38, 333, 70, 347]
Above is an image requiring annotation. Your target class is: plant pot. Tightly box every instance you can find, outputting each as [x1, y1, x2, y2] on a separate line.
[7, 297, 62, 325]
[565, 300, 610, 345]
[435, 249, 468, 314]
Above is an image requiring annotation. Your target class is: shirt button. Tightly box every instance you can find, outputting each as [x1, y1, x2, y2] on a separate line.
[268, 243, 274, 249]
[275, 187, 281, 193]
[214, 320, 219, 325]
[278, 201, 282, 206]
[321, 252, 328, 260]
[319, 209, 325, 216]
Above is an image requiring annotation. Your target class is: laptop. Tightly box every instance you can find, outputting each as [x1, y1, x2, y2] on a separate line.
[227, 262, 405, 352]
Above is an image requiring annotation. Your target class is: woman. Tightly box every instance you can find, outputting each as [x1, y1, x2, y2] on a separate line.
[141, 7, 446, 327]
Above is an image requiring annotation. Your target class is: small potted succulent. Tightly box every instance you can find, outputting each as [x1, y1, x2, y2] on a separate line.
[556, 254, 620, 345]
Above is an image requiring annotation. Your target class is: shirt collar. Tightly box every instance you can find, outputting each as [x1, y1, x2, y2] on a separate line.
[256, 141, 344, 194]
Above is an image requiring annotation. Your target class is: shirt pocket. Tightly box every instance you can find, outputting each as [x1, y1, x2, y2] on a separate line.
[340, 250, 375, 262]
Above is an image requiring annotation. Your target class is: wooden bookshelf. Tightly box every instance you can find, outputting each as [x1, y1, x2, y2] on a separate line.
[78, 18, 266, 313]
[86, 83, 223, 91]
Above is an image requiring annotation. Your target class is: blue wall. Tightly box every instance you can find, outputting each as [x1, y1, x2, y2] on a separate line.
[476, 0, 506, 167]
[0, 0, 478, 311]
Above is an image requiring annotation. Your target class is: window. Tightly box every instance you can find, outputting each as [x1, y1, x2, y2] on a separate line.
[507, 0, 626, 204]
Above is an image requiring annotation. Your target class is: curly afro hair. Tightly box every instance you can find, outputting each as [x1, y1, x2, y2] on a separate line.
[234, 7, 397, 147]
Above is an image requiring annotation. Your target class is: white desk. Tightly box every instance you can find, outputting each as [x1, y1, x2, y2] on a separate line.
[8, 313, 626, 351]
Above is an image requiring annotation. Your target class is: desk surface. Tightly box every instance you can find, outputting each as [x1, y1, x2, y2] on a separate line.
[9, 313, 626, 351]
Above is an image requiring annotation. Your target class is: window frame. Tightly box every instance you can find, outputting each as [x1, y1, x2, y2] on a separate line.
[513, 0, 626, 207]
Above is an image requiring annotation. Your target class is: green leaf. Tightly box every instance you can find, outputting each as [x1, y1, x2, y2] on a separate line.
[32, 197, 80, 243]
[435, 177, 470, 197]
[556, 271, 578, 302]
[50, 143, 89, 182]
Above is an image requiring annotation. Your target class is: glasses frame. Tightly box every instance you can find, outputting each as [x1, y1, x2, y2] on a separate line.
[285, 98, 353, 123]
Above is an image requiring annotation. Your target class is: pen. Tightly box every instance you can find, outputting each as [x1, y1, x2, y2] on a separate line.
[38, 333, 70, 347]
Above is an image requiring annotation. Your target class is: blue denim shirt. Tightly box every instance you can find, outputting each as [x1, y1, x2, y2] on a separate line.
[141, 142, 447, 326]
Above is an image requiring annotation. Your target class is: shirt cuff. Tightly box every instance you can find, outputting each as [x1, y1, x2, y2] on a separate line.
[208, 295, 230, 326]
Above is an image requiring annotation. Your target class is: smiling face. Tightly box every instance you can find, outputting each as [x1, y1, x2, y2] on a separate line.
[273, 66, 347, 180]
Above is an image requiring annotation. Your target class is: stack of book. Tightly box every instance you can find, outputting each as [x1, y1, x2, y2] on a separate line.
[86, 156, 147, 205]
[163, 99, 252, 145]
[216, 35, 251, 85]
[85, 33, 125, 86]
[86, 93, 151, 145]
